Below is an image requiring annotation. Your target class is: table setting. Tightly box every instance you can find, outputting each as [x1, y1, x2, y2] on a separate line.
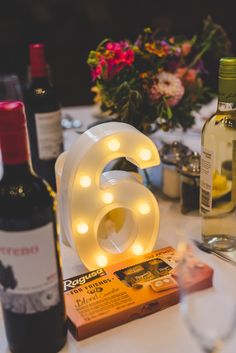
[1, 103, 236, 353]
[1, 13, 236, 353]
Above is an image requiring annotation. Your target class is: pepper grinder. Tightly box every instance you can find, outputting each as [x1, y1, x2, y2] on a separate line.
[177, 152, 201, 214]
[160, 141, 191, 199]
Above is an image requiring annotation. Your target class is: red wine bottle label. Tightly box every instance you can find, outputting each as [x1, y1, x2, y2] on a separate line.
[35, 110, 63, 160]
[0, 223, 60, 314]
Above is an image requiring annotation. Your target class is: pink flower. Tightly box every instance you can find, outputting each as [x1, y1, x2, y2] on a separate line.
[113, 50, 125, 64]
[124, 49, 135, 65]
[92, 66, 102, 80]
[148, 84, 162, 103]
[106, 41, 129, 52]
[114, 43, 122, 52]
[91, 41, 135, 80]
[174, 47, 182, 56]
[106, 42, 118, 51]
[103, 42, 135, 79]
[100, 56, 106, 66]
[148, 71, 185, 107]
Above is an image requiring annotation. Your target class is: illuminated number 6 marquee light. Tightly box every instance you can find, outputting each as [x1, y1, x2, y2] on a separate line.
[56, 122, 160, 270]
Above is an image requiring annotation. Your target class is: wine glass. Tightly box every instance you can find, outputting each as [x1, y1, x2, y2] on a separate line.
[177, 234, 236, 353]
[61, 113, 82, 130]
[0, 74, 23, 101]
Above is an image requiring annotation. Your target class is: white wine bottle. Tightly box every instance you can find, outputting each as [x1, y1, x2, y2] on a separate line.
[200, 57, 236, 251]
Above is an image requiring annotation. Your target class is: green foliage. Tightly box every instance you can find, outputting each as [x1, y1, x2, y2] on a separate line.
[88, 17, 233, 132]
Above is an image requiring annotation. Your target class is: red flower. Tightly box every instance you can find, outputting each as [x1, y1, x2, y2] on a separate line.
[92, 66, 102, 80]
[92, 41, 135, 80]
[124, 49, 135, 65]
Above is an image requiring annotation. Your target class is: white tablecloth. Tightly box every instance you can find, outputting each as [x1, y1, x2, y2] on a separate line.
[1, 104, 236, 353]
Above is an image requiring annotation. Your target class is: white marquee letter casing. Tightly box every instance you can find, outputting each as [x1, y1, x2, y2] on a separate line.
[56, 122, 160, 270]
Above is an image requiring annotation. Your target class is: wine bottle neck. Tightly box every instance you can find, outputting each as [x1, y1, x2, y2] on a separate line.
[0, 101, 35, 179]
[2, 162, 32, 179]
[30, 75, 51, 87]
[30, 44, 48, 78]
[0, 127, 31, 168]
[218, 76, 236, 112]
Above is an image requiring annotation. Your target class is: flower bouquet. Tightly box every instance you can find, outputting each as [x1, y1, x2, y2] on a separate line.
[87, 17, 232, 133]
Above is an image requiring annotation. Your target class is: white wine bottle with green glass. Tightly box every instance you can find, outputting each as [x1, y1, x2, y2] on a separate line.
[200, 57, 236, 251]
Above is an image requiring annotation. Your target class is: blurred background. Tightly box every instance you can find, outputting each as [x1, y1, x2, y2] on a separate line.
[0, 0, 235, 107]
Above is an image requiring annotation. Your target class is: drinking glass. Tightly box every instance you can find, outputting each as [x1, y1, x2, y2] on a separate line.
[61, 113, 82, 130]
[177, 235, 236, 353]
[0, 74, 23, 101]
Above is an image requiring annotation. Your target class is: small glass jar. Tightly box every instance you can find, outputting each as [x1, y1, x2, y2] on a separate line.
[160, 141, 191, 199]
[177, 152, 200, 214]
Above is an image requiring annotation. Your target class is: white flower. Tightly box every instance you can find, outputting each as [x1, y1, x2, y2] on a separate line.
[148, 71, 185, 107]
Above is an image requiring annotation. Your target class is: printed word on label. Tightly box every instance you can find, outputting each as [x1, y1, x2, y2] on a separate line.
[56, 122, 160, 270]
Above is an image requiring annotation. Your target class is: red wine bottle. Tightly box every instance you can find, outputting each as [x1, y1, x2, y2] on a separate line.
[24, 44, 63, 190]
[0, 101, 67, 353]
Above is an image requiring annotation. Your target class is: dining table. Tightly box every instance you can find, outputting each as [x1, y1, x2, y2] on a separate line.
[1, 103, 236, 353]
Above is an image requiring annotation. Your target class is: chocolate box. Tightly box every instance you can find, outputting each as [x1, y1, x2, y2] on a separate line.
[63, 246, 213, 340]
